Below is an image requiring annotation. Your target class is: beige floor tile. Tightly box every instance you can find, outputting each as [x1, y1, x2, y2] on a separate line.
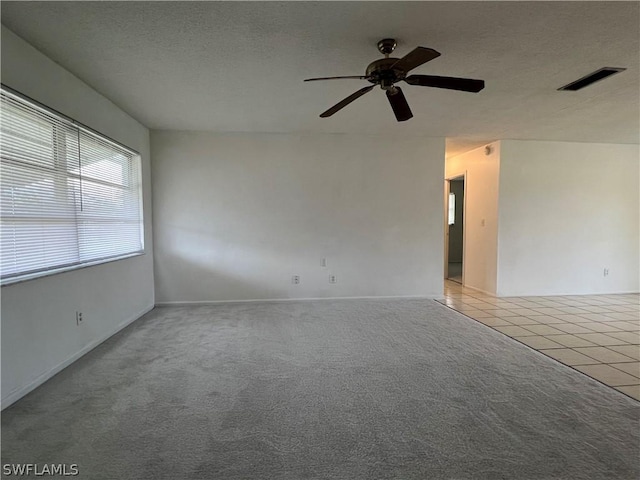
[574, 364, 638, 387]
[499, 305, 532, 312]
[454, 304, 482, 311]
[615, 385, 640, 401]
[580, 322, 623, 333]
[483, 309, 520, 317]
[608, 345, 640, 361]
[551, 323, 593, 334]
[604, 312, 640, 321]
[468, 311, 496, 318]
[573, 346, 636, 363]
[530, 315, 565, 324]
[441, 301, 465, 308]
[575, 333, 624, 346]
[463, 299, 492, 305]
[513, 301, 546, 308]
[547, 297, 583, 308]
[523, 324, 566, 336]
[478, 300, 501, 305]
[606, 331, 640, 344]
[442, 281, 640, 399]
[578, 306, 616, 314]
[539, 348, 600, 366]
[608, 305, 640, 313]
[503, 308, 537, 316]
[493, 325, 536, 337]
[609, 362, 640, 378]
[543, 334, 596, 348]
[460, 300, 487, 306]
[606, 321, 639, 332]
[471, 303, 501, 310]
[556, 300, 590, 307]
[570, 313, 608, 322]
[578, 296, 605, 302]
[492, 302, 521, 308]
[537, 300, 569, 309]
[455, 308, 484, 316]
[500, 316, 539, 326]
[543, 314, 582, 323]
[475, 317, 513, 327]
[556, 306, 592, 315]
[514, 335, 564, 350]
[531, 307, 566, 315]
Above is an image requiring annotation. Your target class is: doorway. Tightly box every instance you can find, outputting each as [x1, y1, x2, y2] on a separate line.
[445, 175, 465, 284]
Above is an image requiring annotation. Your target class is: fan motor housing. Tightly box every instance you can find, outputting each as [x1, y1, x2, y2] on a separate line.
[366, 58, 406, 88]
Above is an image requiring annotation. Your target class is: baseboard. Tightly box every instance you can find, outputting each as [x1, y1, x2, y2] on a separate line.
[1, 304, 154, 410]
[496, 289, 640, 297]
[155, 294, 440, 307]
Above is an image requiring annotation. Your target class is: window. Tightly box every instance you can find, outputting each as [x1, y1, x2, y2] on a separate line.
[0, 87, 143, 285]
[448, 193, 456, 225]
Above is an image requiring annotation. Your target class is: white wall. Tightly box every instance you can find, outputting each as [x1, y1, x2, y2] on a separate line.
[445, 143, 501, 294]
[151, 131, 444, 302]
[497, 140, 639, 296]
[1, 26, 155, 408]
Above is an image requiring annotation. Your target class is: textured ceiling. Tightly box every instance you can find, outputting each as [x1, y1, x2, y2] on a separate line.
[1, 1, 638, 158]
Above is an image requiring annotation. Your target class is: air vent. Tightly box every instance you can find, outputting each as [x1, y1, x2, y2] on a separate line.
[558, 67, 626, 91]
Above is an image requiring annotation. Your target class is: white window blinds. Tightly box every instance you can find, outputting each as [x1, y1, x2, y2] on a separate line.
[0, 88, 143, 284]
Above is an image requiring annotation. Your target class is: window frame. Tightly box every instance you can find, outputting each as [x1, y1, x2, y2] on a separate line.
[0, 84, 145, 286]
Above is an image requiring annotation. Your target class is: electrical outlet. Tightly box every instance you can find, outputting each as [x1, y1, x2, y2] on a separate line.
[292, 275, 300, 285]
[604, 268, 609, 277]
[76, 311, 83, 325]
[329, 275, 337, 284]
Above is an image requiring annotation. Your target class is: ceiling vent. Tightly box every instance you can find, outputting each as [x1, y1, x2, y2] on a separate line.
[558, 67, 626, 91]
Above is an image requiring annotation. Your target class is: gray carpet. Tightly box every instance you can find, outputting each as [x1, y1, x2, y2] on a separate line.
[2, 299, 639, 479]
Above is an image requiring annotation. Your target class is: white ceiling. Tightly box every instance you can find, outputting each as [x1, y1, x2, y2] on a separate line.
[1, 1, 638, 158]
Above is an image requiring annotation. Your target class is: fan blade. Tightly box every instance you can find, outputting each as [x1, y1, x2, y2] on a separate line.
[405, 75, 485, 92]
[304, 76, 369, 82]
[391, 47, 441, 73]
[386, 87, 413, 122]
[319, 85, 375, 118]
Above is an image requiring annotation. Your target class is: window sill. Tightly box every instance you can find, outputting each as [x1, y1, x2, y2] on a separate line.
[1, 251, 146, 287]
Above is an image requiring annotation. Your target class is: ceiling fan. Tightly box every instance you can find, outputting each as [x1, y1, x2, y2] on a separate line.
[304, 39, 485, 122]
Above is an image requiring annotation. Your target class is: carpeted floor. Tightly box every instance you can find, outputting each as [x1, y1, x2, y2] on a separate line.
[2, 299, 639, 479]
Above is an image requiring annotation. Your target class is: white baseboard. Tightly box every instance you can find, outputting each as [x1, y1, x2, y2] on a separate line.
[1, 304, 154, 410]
[497, 289, 640, 297]
[155, 294, 440, 307]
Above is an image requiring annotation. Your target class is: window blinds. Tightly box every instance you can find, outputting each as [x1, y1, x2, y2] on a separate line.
[0, 88, 143, 284]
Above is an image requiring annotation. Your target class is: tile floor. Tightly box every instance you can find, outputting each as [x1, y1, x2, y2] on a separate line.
[438, 280, 640, 401]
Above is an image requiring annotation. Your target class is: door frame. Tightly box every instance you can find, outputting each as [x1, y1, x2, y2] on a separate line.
[444, 172, 467, 284]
